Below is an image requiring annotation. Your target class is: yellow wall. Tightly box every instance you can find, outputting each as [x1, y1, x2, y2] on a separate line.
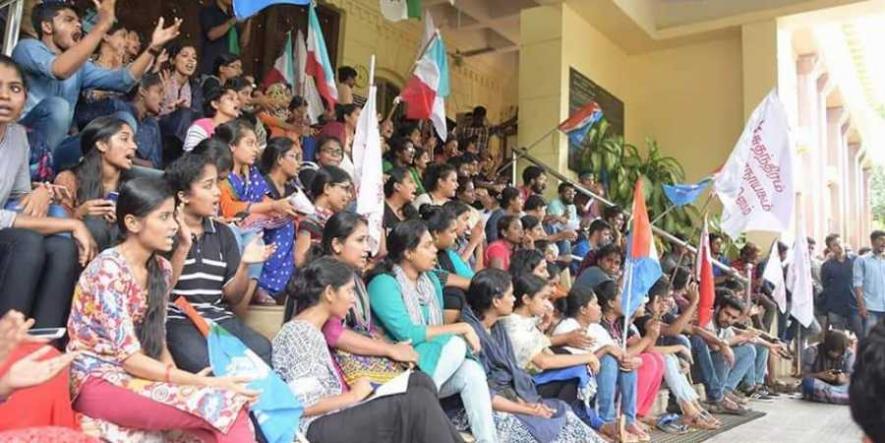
[325, 0, 517, 124]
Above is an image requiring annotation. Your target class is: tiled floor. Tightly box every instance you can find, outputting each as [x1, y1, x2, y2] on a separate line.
[705, 395, 863, 443]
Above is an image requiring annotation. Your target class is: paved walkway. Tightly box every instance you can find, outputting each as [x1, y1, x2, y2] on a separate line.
[706, 395, 863, 443]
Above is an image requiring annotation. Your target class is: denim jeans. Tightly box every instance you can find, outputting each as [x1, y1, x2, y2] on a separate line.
[19, 97, 74, 153]
[712, 344, 756, 392]
[827, 312, 862, 338]
[690, 334, 723, 401]
[860, 311, 885, 337]
[433, 337, 496, 443]
[595, 354, 637, 425]
[741, 343, 769, 387]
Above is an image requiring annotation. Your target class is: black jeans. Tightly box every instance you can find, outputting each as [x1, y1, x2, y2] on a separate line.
[166, 315, 272, 372]
[0, 228, 79, 327]
[306, 371, 464, 443]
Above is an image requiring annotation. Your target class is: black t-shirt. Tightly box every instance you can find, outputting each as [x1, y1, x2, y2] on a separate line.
[198, 4, 241, 76]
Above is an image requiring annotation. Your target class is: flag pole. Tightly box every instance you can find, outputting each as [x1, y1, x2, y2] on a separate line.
[496, 126, 559, 176]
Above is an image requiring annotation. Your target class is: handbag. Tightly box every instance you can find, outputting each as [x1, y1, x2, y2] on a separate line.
[331, 326, 407, 386]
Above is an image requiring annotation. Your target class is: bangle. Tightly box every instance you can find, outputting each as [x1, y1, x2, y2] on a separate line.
[164, 363, 173, 383]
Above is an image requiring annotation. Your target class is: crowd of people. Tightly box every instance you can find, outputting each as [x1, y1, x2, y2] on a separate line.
[0, 0, 884, 442]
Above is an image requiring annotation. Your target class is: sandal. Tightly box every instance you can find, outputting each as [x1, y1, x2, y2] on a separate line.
[599, 422, 638, 443]
[684, 413, 720, 430]
[698, 409, 722, 426]
[656, 414, 690, 434]
[625, 423, 651, 442]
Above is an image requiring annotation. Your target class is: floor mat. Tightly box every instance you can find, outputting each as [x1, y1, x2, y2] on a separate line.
[648, 410, 767, 443]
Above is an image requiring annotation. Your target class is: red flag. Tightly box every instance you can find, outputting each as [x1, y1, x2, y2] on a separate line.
[695, 217, 715, 327]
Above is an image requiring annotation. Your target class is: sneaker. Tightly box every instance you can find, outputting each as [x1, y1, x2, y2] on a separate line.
[758, 385, 780, 397]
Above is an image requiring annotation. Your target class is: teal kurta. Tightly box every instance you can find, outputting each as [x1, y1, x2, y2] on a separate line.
[368, 272, 452, 375]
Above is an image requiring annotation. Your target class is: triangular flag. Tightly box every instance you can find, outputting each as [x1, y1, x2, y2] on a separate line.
[696, 217, 716, 327]
[762, 240, 787, 313]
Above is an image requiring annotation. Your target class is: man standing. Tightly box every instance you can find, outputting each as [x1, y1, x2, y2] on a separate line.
[853, 230, 885, 337]
[198, 0, 252, 76]
[821, 234, 859, 336]
[12, 0, 180, 153]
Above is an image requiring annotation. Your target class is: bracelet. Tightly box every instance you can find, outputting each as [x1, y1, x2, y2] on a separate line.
[164, 363, 173, 383]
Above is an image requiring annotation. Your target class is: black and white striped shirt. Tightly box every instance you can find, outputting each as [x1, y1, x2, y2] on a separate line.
[167, 218, 241, 321]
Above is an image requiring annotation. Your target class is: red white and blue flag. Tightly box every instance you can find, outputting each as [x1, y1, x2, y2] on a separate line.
[400, 32, 450, 139]
[306, 4, 338, 111]
[558, 102, 603, 145]
[621, 179, 663, 319]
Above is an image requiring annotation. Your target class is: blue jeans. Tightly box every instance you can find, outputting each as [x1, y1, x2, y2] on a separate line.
[433, 337, 496, 443]
[861, 310, 885, 337]
[595, 354, 637, 425]
[690, 334, 723, 401]
[712, 344, 756, 392]
[741, 343, 769, 387]
[20, 97, 74, 153]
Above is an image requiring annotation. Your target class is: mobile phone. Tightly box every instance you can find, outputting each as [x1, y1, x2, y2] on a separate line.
[105, 192, 119, 203]
[27, 328, 66, 339]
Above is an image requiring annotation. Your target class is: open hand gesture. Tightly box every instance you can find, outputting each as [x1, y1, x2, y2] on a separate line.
[0, 347, 78, 396]
[241, 237, 276, 264]
[93, 0, 117, 28]
[149, 17, 183, 52]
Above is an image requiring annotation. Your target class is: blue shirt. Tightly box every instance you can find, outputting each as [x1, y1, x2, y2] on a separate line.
[12, 39, 136, 116]
[712, 254, 730, 277]
[853, 253, 885, 313]
[119, 103, 162, 168]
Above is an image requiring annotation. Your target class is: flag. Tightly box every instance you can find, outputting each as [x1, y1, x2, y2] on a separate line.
[380, 0, 422, 22]
[695, 217, 716, 327]
[558, 102, 603, 145]
[621, 179, 663, 319]
[663, 177, 712, 207]
[353, 82, 384, 254]
[400, 32, 450, 139]
[714, 90, 794, 239]
[294, 29, 325, 124]
[762, 240, 787, 313]
[233, 0, 310, 20]
[173, 298, 302, 443]
[262, 32, 295, 90]
[419, 9, 436, 58]
[786, 220, 814, 327]
[306, 4, 338, 111]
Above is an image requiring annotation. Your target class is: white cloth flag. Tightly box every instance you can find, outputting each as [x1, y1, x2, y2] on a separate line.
[762, 240, 787, 313]
[714, 91, 794, 239]
[419, 9, 435, 58]
[786, 220, 814, 327]
[294, 30, 324, 125]
[353, 84, 384, 254]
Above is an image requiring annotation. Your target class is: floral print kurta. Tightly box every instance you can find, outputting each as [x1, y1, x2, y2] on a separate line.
[66, 248, 250, 437]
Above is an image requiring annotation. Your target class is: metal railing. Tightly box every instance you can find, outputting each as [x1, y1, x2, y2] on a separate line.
[2, 0, 24, 56]
[511, 147, 749, 283]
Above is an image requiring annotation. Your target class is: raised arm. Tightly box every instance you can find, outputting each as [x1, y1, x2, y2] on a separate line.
[50, 0, 115, 79]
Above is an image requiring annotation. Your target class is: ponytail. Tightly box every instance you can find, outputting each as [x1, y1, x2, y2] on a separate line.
[138, 255, 167, 359]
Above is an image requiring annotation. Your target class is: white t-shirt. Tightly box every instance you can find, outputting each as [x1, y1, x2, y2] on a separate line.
[553, 318, 615, 354]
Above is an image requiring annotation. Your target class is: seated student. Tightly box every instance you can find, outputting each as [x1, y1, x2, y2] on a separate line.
[849, 321, 885, 443]
[635, 279, 721, 430]
[800, 329, 853, 405]
[299, 135, 343, 190]
[367, 220, 497, 443]
[163, 153, 274, 373]
[12, 2, 178, 156]
[256, 82, 299, 142]
[200, 53, 242, 97]
[157, 42, 201, 157]
[383, 168, 418, 233]
[273, 257, 463, 443]
[574, 219, 613, 276]
[71, 23, 129, 131]
[336, 66, 356, 105]
[182, 84, 241, 152]
[444, 200, 484, 271]
[413, 163, 458, 210]
[256, 138, 305, 301]
[485, 186, 523, 243]
[498, 275, 602, 418]
[55, 115, 137, 251]
[410, 147, 431, 195]
[310, 212, 419, 373]
[229, 77, 269, 148]
[383, 137, 416, 175]
[319, 104, 359, 178]
[294, 165, 352, 268]
[521, 215, 545, 251]
[67, 177, 256, 442]
[485, 215, 523, 271]
[463, 269, 606, 442]
[575, 244, 622, 291]
[0, 310, 82, 435]
[122, 73, 164, 168]
[593, 280, 657, 442]
[422, 206, 473, 323]
[0, 56, 94, 328]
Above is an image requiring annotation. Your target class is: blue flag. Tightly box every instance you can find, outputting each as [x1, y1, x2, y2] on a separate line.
[233, 0, 310, 20]
[662, 178, 712, 207]
[621, 181, 662, 320]
[207, 324, 302, 443]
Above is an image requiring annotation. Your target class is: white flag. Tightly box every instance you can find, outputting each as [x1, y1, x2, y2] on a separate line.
[353, 83, 384, 254]
[762, 240, 787, 313]
[294, 30, 324, 125]
[380, 0, 409, 22]
[714, 91, 794, 239]
[786, 220, 814, 327]
[419, 9, 436, 57]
